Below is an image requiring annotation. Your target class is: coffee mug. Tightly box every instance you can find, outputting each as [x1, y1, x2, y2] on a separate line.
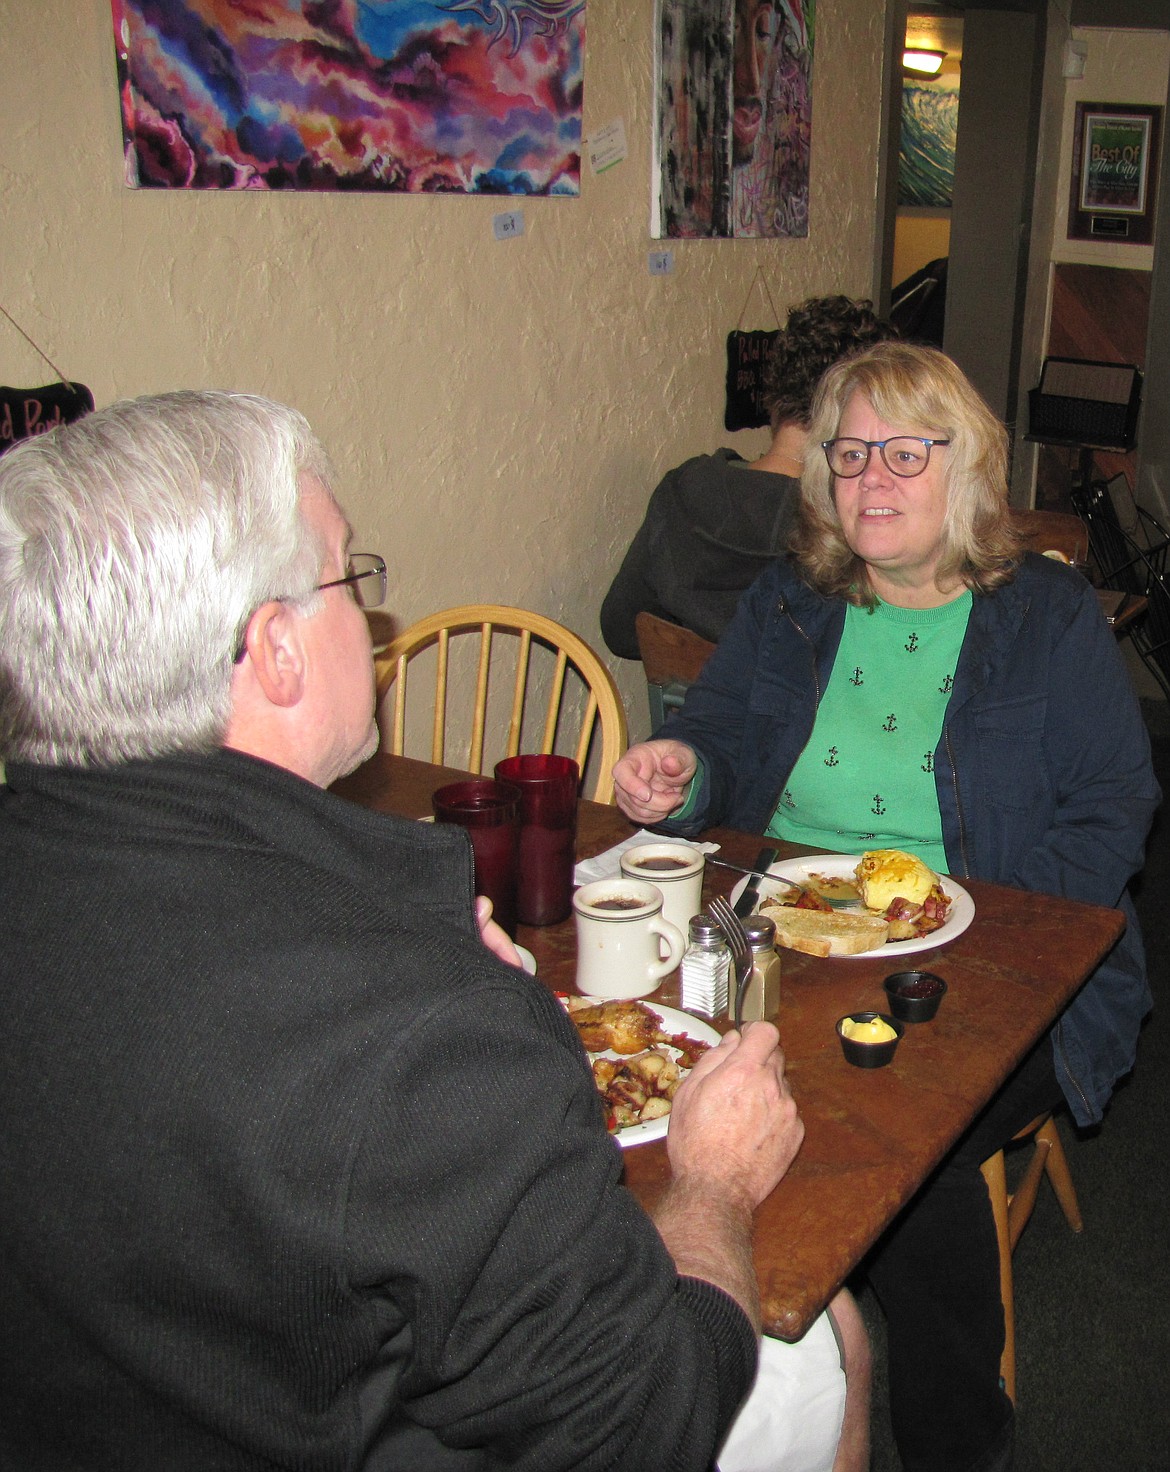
[573, 878, 686, 1000]
[620, 842, 705, 938]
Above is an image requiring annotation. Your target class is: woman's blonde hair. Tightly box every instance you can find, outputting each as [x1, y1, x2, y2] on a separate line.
[791, 341, 1022, 602]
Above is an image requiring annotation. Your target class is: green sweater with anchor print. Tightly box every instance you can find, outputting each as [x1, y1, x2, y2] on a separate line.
[767, 593, 972, 871]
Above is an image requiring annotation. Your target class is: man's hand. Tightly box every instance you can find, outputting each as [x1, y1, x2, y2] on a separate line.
[612, 739, 698, 825]
[652, 1023, 801, 1331]
[475, 896, 522, 968]
[667, 1023, 803, 1213]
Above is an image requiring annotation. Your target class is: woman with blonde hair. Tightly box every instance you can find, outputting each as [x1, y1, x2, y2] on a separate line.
[793, 339, 1021, 602]
[613, 341, 1158, 1472]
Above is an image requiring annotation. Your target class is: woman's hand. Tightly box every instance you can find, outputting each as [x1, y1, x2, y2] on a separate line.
[612, 739, 698, 825]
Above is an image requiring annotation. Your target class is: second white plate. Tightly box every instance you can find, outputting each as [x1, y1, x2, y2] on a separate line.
[730, 854, 975, 958]
[567, 1000, 721, 1149]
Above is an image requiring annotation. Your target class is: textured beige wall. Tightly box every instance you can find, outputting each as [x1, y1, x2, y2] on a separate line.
[1, 0, 890, 741]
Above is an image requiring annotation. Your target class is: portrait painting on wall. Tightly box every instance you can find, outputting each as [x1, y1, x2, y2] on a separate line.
[653, 0, 814, 238]
[110, 0, 584, 195]
[898, 76, 959, 209]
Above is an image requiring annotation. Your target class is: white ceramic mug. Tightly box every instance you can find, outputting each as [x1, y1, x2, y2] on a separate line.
[620, 842, 705, 939]
[573, 878, 686, 1000]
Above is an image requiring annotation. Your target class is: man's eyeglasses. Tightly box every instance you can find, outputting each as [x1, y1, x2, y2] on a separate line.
[317, 552, 387, 609]
[233, 552, 387, 662]
[821, 437, 951, 479]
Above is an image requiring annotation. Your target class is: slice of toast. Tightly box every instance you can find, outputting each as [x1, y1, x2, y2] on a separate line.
[760, 901, 889, 957]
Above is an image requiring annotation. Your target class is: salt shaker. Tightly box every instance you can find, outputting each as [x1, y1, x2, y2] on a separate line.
[679, 913, 731, 1019]
[731, 915, 781, 1023]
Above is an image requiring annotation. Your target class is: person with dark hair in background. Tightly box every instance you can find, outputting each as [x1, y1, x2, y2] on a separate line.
[600, 295, 896, 659]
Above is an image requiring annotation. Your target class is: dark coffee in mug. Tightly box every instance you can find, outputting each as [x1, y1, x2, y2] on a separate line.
[574, 878, 686, 998]
[631, 856, 691, 871]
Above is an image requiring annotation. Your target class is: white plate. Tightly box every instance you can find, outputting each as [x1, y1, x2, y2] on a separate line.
[514, 944, 536, 976]
[730, 855, 975, 958]
[566, 999, 721, 1149]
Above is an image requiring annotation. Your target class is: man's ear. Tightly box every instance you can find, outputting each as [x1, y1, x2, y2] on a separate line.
[240, 601, 306, 709]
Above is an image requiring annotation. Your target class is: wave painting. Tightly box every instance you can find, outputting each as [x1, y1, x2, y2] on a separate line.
[899, 79, 958, 209]
[111, 0, 584, 194]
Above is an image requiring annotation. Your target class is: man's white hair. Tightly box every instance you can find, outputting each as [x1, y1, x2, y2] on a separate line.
[0, 390, 331, 767]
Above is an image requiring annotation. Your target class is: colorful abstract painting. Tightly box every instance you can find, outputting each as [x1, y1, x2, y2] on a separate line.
[653, 0, 813, 239]
[899, 77, 958, 209]
[110, 0, 584, 194]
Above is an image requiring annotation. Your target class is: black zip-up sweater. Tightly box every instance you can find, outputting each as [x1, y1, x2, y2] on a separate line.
[0, 749, 754, 1471]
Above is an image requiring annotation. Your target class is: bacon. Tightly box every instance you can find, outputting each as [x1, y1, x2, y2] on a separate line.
[885, 883, 951, 937]
[661, 1031, 710, 1068]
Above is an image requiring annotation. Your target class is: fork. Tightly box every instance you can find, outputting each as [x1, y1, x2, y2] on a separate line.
[708, 894, 753, 1031]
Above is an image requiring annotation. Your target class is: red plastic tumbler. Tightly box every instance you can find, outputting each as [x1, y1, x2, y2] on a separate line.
[494, 754, 580, 926]
[432, 778, 522, 937]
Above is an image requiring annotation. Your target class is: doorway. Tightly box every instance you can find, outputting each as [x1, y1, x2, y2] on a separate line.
[891, 5, 963, 333]
[883, 4, 1046, 444]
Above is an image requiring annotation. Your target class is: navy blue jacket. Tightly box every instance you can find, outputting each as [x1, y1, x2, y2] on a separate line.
[660, 553, 1159, 1126]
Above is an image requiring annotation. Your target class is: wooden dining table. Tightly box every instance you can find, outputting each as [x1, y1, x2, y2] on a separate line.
[332, 751, 1126, 1342]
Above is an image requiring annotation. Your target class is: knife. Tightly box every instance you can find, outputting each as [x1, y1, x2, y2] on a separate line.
[733, 844, 780, 917]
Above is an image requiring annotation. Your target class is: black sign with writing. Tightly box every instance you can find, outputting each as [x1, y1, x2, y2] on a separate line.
[724, 330, 778, 432]
[0, 381, 94, 455]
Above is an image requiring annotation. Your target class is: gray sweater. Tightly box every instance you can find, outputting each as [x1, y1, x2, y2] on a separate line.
[601, 450, 799, 658]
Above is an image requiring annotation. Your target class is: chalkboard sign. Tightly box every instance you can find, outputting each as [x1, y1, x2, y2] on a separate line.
[724, 330, 778, 432]
[0, 381, 94, 456]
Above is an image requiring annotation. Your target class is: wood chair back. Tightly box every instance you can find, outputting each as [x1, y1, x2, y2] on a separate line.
[634, 612, 716, 730]
[1009, 508, 1090, 567]
[374, 604, 628, 804]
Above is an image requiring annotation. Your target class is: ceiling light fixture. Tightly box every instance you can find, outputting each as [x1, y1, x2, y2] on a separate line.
[903, 48, 946, 76]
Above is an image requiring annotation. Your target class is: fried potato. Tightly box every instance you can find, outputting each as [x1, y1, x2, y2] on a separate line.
[566, 1002, 708, 1134]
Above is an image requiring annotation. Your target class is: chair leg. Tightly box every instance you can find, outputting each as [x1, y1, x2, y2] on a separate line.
[980, 1148, 1017, 1403]
[1006, 1132, 1051, 1252]
[982, 1111, 1083, 1402]
[1036, 1115, 1084, 1234]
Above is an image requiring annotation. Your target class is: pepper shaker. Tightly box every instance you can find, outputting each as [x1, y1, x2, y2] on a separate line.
[730, 914, 781, 1023]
